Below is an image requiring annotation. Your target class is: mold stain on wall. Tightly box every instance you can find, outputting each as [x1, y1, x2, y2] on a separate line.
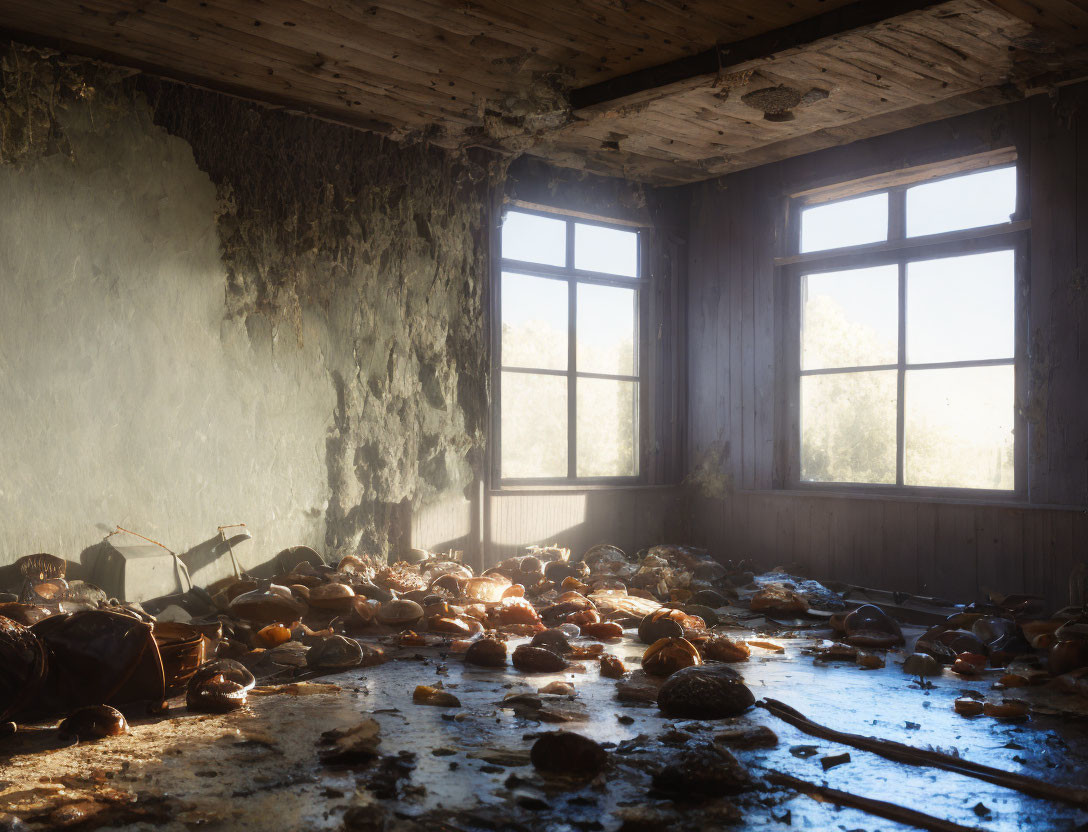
[0, 43, 500, 570]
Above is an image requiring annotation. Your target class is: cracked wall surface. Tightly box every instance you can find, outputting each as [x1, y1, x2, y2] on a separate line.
[0, 43, 496, 573]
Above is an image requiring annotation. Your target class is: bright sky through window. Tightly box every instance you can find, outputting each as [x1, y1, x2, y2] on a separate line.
[801, 192, 888, 253]
[796, 164, 1018, 491]
[906, 166, 1016, 237]
[498, 210, 640, 481]
[500, 211, 566, 266]
[574, 223, 638, 276]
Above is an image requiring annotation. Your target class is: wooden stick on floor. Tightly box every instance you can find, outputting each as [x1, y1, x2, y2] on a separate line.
[759, 698, 1088, 808]
[765, 770, 984, 832]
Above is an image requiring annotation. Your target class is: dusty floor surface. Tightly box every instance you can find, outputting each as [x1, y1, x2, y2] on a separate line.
[2, 622, 1087, 831]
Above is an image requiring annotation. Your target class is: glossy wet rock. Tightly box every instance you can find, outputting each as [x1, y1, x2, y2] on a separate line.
[512, 644, 568, 672]
[57, 705, 128, 741]
[650, 740, 751, 796]
[843, 604, 904, 647]
[530, 731, 608, 777]
[185, 659, 255, 713]
[464, 637, 507, 667]
[307, 635, 364, 670]
[657, 664, 754, 718]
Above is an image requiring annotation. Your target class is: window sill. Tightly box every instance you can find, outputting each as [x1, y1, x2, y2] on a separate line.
[736, 487, 1085, 512]
[488, 483, 678, 497]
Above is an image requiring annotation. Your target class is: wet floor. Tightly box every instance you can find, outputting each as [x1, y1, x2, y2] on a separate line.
[2, 625, 1087, 831]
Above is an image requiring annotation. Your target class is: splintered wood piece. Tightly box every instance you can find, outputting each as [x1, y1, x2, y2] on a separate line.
[766, 770, 983, 832]
[759, 698, 1088, 808]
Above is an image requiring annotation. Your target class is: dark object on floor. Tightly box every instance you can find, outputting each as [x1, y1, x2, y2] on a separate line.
[58, 705, 128, 741]
[651, 740, 750, 797]
[186, 659, 255, 713]
[32, 609, 164, 712]
[530, 731, 607, 777]
[657, 665, 754, 718]
[0, 616, 47, 721]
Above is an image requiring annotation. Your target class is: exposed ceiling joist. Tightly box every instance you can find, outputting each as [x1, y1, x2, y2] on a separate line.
[570, 0, 946, 113]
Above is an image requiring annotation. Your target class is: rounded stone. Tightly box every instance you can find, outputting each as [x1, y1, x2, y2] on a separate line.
[657, 664, 754, 719]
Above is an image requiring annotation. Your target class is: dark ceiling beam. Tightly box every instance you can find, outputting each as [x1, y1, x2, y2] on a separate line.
[569, 0, 947, 112]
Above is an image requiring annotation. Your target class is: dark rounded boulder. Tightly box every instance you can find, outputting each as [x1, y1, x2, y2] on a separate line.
[657, 664, 754, 719]
[530, 731, 608, 777]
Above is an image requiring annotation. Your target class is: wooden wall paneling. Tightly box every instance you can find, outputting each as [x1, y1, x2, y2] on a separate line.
[805, 499, 833, 580]
[1077, 92, 1088, 510]
[1039, 90, 1083, 508]
[1027, 94, 1064, 505]
[827, 497, 855, 585]
[974, 507, 1026, 601]
[753, 174, 778, 489]
[914, 501, 939, 597]
[688, 187, 717, 477]
[740, 175, 758, 491]
[727, 184, 745, 491]
[772, 494, 796, 568]
[848, 499, 881, 589]
[1072, 512, 1088, 603]
[933, 503, 980, 601]
[1049, 510, 1075, 608]
[1021, 509, 1053, 601]
[881, 501, 919, 594]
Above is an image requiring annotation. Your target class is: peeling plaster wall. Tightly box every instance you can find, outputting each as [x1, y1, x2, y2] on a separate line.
[0, 45, 494, 574]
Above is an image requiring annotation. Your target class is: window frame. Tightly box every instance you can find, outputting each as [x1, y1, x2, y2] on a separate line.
[778, 162, 1030, 500]
[491, 205, 648, 488]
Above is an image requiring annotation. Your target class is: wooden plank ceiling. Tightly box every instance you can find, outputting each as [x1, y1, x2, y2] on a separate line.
[2, 0, 1087, 184]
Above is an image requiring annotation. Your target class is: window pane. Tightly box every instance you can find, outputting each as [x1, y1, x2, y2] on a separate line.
[501, 372, 567, 478]
[906, 251, 1014, 364]
[501, 211, 566, 266]
[802, 265, 898, 370]
[907, 167, 1016, 238]
[904, 365, 1014, 489]
[801, 370, 897, 484]
[501, 272, 567, 371]
[800, 193, 888, 253]
[577, 283, 636, 375]
[577, 378, 637, 477]
[574, 223, 638, 276]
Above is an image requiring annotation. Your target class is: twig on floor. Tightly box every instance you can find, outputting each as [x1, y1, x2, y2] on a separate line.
[759, 698, 1088, 808]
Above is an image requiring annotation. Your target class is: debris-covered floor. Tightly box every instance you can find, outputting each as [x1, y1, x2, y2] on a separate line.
[2, 546, 1088, 831]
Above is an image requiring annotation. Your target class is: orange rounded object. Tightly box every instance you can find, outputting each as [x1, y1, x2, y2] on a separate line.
[983, 698, 1030, 720]
[490, 598, 542, 627]
[561, 576, 590, 593]
[430, 615, 472, 636]
[501, 584, 525, 599]
[555, 591, 593, 606]
[642, 636, 702, 677]
[255, 623, 292, 648]
[581, 621, 623, 640]
[309, 582, 356, 612]
[567, 610, 601, 627]
[599, 653, 627, 678]
[701, 635, 751, 663]
[954, 697, 984, 716]
[951, 652, 987, 675]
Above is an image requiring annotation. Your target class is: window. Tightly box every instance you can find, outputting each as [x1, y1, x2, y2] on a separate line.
[785, 161, 1023, 493]
[495, 208, 642, 484]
